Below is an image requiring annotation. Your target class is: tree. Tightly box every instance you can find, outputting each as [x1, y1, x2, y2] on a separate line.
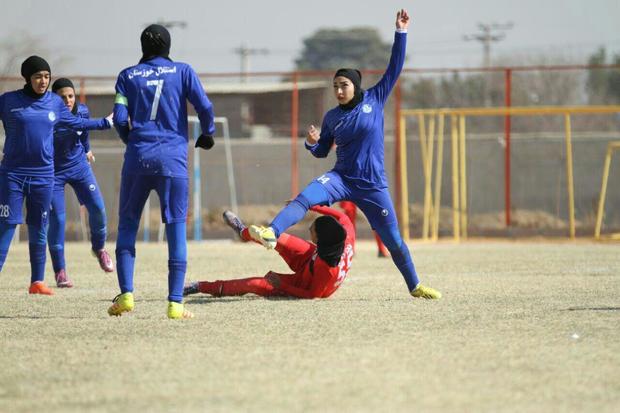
[295, 27, 392, 71]
[586, 47, 620, 104]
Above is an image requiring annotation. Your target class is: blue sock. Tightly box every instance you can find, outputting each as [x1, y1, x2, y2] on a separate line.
[47, 211, 66, 272]
[28, 224, 47, 284]
[375, 224, 420, 291]
[115, 217, 139, 294]
[0, 222, 17, 271]
[270, 180, 332, 237]
[166, 222, 187, 303]
[86, 201, 107, 251]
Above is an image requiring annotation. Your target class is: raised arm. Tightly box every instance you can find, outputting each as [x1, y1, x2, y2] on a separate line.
[113, 73, 130, 144]
[370, 9, 409, 104]
[304, 118, 334, 158]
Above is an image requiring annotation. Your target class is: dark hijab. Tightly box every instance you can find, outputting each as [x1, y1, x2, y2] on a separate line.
[52, 78, 78, 114]
[315, 215, 347, 267]
[140, 24, 172, 63]
[21, 55, 51, 99]
[334, 68, 364, 110]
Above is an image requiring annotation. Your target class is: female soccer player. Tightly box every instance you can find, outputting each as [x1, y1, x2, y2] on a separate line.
[109, 24, 215, 319]
[250, 9, 441, 299]
[0, 56, 111, 295]
[184, 206, 354, 299]
[48, 78, 114, 289]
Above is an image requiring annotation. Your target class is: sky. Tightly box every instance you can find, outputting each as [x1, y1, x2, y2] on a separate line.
[0, 0, 618, 77]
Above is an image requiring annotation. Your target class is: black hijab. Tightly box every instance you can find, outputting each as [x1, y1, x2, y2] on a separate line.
[52, 78, 78, 114]
[334, 68, 364, 110]
[140, 24, 172, 63]
[315, 215, 347, 267]
[21, 55, 51, 99]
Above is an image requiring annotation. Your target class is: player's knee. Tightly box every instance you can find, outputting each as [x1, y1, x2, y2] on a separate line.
[48, 243, 63, 252]
[118, 216, 140, 232]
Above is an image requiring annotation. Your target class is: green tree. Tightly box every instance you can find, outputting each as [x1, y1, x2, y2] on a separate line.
[295, 27, 392, 71]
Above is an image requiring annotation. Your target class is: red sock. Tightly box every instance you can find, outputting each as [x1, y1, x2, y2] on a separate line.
[241, 228, 263, 245]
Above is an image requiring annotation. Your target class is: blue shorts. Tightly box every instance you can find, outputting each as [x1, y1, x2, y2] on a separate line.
[119, 174, 188, 224]
[52, 162, 104, 213]
[0, 172, 53, 227]
[304, 171, 398, 230]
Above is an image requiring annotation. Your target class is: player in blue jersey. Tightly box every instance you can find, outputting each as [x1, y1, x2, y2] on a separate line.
[0, 56, 112, 295]
[250, 10, 441, 299]
[47, 78, 114, 289]
[109, 24, 215, 319]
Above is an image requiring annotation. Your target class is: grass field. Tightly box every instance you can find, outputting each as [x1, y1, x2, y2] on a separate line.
[1, 239, 619, 412]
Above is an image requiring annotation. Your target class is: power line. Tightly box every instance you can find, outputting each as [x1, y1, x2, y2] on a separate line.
[464, 22, 513, 67]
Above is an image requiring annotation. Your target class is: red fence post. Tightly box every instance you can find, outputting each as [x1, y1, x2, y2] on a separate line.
[79, 78, 87, 104]
[504, 68, 512, 227]
[291, 72, 300, 197]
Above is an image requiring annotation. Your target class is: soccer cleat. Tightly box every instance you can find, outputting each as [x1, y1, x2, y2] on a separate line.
[223, 210, 247, 239]
[183, 282, 200, 296]
[108, 292, 134, 316]
[93, 248, 114, 273]
[54, 269, 74, 288]
[249, 225, 277, 249]
[29, 281, 54, 295]
[167, 302, 194, 319]
[411, 284, 442, 299]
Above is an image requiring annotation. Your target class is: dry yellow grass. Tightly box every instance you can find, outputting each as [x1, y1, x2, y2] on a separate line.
[1, 240, 619, 412]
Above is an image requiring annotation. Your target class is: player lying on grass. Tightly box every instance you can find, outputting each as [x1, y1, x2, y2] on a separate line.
[247, 9, 441, 299]
[184, 206, 354, 299]
[48, 78, 114, 289]
[0, 56, 112, 295]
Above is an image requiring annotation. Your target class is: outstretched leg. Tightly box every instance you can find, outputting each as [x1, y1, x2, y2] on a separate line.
[48, 183, 73, 287]
[187, 277, 276, 297]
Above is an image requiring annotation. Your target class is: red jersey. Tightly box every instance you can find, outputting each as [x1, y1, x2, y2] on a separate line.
[274, 205, 355, 298]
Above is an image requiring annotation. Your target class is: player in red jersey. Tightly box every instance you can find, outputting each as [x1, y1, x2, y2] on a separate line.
[184, 205, 354, 299]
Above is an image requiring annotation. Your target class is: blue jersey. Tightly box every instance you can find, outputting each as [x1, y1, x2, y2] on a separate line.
[305, 31, 407, 190]
[0, 90, 109, 177]
[53, 103, 91, 174]
[113, 56, 215, 177]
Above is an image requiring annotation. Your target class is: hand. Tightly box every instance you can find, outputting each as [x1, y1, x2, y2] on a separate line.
[86, 151, 96, 163]
[306, 125, 319, 146]
[265, 272, 281, 288]
[195, 134, 215, 150]
[396, 9, 410, 30]
[105, 113, 114, 128]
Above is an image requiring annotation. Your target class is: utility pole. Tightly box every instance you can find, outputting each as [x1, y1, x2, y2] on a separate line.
[233, 44, 269, 82]
[464, 22, 513, 67]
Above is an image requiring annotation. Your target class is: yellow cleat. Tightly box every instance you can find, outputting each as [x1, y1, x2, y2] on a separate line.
[411, 284, 442, 299]
[167, 302, 194, 319]
[108, 292, 135, 316]
[249, 225, 277, 249]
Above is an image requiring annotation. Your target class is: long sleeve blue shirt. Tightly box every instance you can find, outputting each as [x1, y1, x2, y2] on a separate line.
[0, 90, 110, 177]
[305, 31, 407, 190]
[53, 103, 91, 173]
[113, 57, 216, 177]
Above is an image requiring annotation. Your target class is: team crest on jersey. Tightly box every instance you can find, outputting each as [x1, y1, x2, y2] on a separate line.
[362, 104, 372, 113]
[381, 209, 389, 216]
[48, 112, 56, 121]
[89, 184, 96, 192]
